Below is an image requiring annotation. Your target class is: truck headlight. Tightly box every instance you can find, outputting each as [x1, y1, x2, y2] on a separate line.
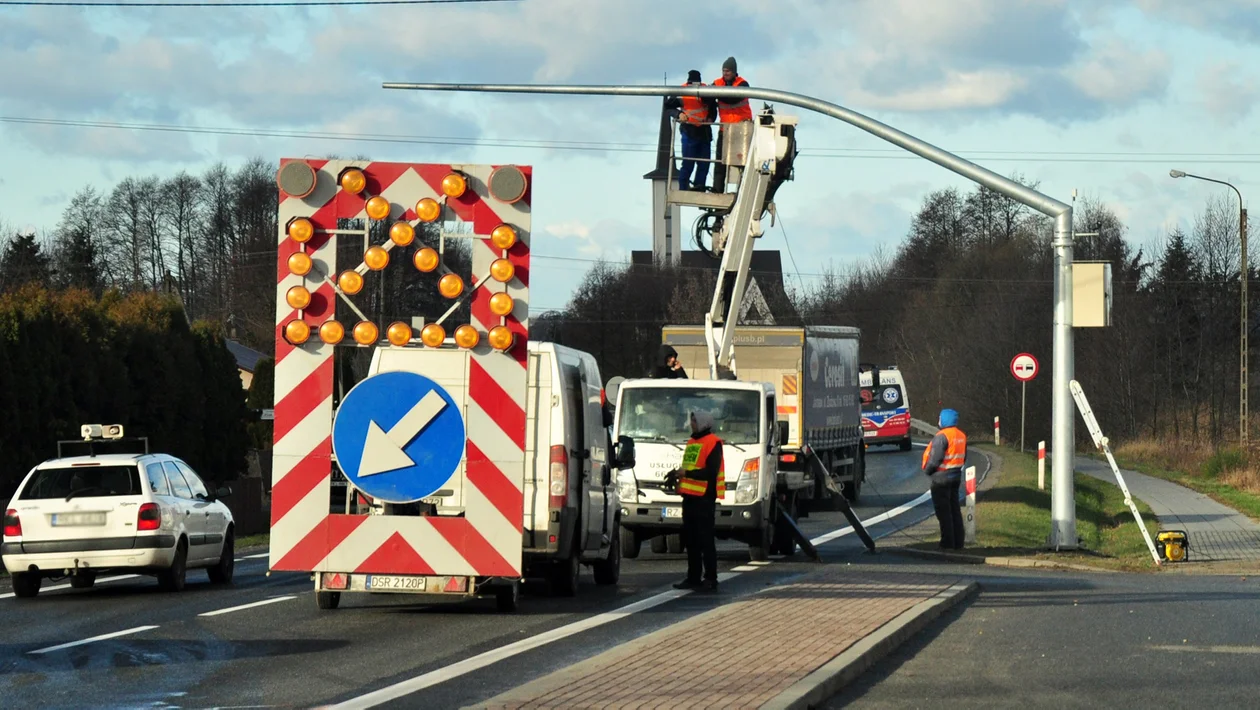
[732, 458, 760, 505]
[617, 471, 639, 502]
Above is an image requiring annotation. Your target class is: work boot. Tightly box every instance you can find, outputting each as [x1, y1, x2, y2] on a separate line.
[673, 578, 702, 590]
[700, 579, 719, 593]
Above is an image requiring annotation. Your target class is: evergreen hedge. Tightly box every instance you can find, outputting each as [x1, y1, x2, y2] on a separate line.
[0, 285, 250, 498]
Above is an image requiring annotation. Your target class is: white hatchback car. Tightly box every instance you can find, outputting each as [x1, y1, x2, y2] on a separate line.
[2, 452, 236, 598]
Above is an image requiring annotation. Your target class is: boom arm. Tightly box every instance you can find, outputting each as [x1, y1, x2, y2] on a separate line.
[705, 112, 798, 379]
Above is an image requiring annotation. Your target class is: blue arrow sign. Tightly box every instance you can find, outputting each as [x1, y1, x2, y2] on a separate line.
[332, 371, 466, 504]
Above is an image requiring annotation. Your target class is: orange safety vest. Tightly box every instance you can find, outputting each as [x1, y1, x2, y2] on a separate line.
[922, 427, 967, 472]
[678, 432, 725, 499]
[679, 83, 712, 125]
[712, 76, 752, 123]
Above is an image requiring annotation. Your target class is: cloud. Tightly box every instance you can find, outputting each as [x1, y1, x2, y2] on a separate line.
[1198, 62, 1260, 124]
[1133, 0, 1260, 43]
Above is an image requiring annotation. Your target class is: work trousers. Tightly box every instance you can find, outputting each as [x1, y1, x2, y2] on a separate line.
[681, 495, 717, 583]
[930, 473, 964, 549]
[678, 132, 711, 191]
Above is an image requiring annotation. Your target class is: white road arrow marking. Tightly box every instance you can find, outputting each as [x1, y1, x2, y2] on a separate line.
[358, 389, 448, 478]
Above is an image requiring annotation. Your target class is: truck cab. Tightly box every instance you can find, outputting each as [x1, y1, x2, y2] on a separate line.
[610, 378, 782, 561]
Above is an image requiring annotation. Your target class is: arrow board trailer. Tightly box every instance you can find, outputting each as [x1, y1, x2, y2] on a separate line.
[268, 159, 623, 612]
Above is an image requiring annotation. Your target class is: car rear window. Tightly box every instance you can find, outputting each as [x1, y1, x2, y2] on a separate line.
[19, 465, 142, 500]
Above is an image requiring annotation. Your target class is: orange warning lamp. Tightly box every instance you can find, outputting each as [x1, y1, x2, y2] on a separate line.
[364, 245, 390, 271]
[284, 320, 311, 345]
[415, 197, 441, 223]
[491, 224, 517, 250]
[340, 168, 367, 195]
[487, 325, 514, 351]
[420, 323, 446, 347]
[386, 322, 413, 346]
[288, 217, 314, 243]
[442, 172, 467, 198]
[489, 258, 515, 283]
[287, 252, 313, 276]
[413, 247, 439, 273]
[489, 292, 515, 316]
[439, 273, 464, 299]
[454, 325, 480, 349]
[338, 270, 364, 295]
[319, 320, 345, 345]
[365, 196, 391, 221]
[390, 222, 416, 246]
[352, 321, 379, 345]
[286, 285, 312, 310]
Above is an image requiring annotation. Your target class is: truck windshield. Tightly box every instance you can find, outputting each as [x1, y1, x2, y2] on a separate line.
[618, 387, 762, 445]
[861, 384, 903, 412]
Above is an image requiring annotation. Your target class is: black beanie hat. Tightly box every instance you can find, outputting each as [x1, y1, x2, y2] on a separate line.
[687, 69, 702, 83]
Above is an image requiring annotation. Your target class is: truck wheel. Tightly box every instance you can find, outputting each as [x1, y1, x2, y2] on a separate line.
[619, 525, 641, 559]
[900, 437, 913, 452]
[771, 497, 797, 556]
[496, 581, 520, 613]
[651, 535, 668, 554]
[549, 552, 580, 597]
[593, 527, 621, 586]
[316, 591, 341, 610]
[12, 572, 40, 599]
[842, 477, 862, 503]
[749, 522, 772, 562]
[666, 533, 684, 554]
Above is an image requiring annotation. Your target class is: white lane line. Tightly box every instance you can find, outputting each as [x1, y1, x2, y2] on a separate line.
[748, 561, 771, 566]
[28, 625, 159, 655]
[328, 571, 741, 709]
[730, 565, 758, 572]
[809, 491, 933, 547]
[199, 595, 296, 617]
[234, 553, 270, 561]
[0, 574, 141, 600]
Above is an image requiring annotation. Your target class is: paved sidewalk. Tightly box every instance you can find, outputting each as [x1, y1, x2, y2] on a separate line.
[467, 570, 972, 710]
[1078, 458, 1260, 562]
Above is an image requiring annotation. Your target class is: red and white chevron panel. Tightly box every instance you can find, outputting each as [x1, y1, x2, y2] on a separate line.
[269, 159, 531, 578]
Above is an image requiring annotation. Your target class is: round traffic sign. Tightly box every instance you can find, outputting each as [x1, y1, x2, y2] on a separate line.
[1011, 353, 1039, 382]
[332, 371, 466, 504]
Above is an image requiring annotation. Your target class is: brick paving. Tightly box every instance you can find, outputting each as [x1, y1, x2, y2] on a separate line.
[471, 571, 960, 710]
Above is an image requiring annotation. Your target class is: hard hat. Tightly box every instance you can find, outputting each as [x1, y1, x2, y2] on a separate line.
[938, 409, 959, 428]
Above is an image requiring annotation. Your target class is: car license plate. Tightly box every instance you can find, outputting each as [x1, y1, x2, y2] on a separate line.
[365, 575, 426, 591]
[864, 430, 877, 438]
[51, 512, 106, 526]
[662, 506, 682, 519]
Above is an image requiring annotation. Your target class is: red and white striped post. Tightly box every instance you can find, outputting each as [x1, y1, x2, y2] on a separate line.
[964, 465, 977, 544]
[994, 416, 1001, 446]
[1038, 440, 1046, 490]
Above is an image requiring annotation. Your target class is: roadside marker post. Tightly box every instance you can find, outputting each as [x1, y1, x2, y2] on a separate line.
[1038, 441, 1046, 490]
[994, 416, 1000, 446]
[964, 465, 977, 545]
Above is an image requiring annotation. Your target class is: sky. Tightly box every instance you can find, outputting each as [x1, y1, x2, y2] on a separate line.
[3, 0, 1260, 312]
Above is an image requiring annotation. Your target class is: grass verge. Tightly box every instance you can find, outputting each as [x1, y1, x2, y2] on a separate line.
[236, 533, 269, 551]
[911, 444, 1161, 572]
[1107, 439, 1260, 522]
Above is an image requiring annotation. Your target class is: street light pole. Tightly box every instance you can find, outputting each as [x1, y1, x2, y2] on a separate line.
[1170, 169, 1248, 447]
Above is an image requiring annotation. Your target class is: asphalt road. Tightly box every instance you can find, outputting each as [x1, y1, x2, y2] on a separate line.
[0, 443, 940, 709]
[827, 561, 1260, 709]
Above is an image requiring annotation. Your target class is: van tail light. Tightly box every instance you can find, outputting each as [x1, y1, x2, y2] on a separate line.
[137, 503, 161, 531]
[3, 509, 20, 538]
[549, 445, 568, 508]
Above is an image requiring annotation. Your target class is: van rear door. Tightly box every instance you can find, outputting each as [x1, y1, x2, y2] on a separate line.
[524, 348, 552, 546]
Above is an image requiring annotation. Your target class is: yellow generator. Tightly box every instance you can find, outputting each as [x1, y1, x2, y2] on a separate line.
[1155, 530, 1189, 562]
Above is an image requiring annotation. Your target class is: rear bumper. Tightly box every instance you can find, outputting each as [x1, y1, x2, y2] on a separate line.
[2, 535, 177, 573]
[619, 500, 764, 534]
[863, 430, 910, 445]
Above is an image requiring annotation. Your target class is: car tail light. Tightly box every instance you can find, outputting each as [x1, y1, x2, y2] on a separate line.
[137, 503, 161, 531]
[549, 445, 568, 508]
[3, 509, 20, 538]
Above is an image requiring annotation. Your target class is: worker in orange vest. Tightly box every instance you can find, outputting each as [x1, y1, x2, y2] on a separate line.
[665, 70, 718, 192]
[711, 56, 753, 192]
[922, 408, 968, 549]
[671, 409, 724, 592]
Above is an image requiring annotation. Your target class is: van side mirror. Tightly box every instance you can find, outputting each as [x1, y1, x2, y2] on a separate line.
[777, 421, 789, 447]
[613, 435, 636, 470]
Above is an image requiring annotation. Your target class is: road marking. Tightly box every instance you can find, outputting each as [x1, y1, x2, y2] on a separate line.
[28, 625, 159, 655]
[0, 574, 141, 600]
[1151, 645, 1260, 654]
[235, 553, 270, 561]
[199, 595, 296, 617]
[748, 561, 771, 566]
[730, 565, 758, 572]
[327, 571, 740, 709]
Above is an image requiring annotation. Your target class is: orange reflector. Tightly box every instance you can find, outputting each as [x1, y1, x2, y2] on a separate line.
[340, 169, 367, 195]
[285, 285, 311, 310]
[489, 258, 515, 283]
[387, 321, 412, 346]
[353, 321, 379, 345]
[319, 320, 345, 345]
[323, 572, 349, 590]
[284, 320, 311, 345]
[454, 324, 480, 349]
[365, 195, 391, 221]
[287, 251, 313, 276]
[364, 245, 389, 271]
[780, 454, 798, 463]
[415, 197, 441, 223]
[420, 323, 445, 347]
[389, 221, 415, 246]
[413, 247, 439, 273]
[441, 172, 467, 198]
[338, 270, 364, 295]
[439, 273, 464, 299]
[489, 292, 514, 316]
[491, 224, 517, 250]
[288, 217, 314, 243]
[549, 535, 557, 543]
[488, 325, 514, 351]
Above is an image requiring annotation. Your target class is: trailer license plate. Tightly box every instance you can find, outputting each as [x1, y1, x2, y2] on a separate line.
[663, 506, 682, 519]
[365, 575, 427, 591]
[51, 512, 106, 526]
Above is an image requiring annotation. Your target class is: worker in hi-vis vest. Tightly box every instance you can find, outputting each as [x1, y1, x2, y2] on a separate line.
[665, 70, 717, 192]
[671, 410, 724, 592]
[710, 56, 752, 192]
[921, 408, 968, 549]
